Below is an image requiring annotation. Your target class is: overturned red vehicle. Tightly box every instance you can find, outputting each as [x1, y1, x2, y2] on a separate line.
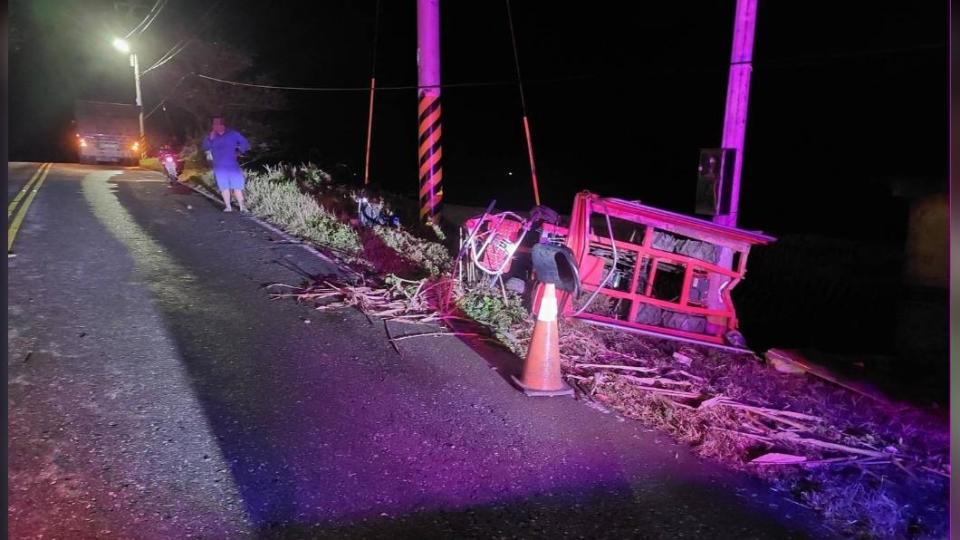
[534, 192, 775, 352]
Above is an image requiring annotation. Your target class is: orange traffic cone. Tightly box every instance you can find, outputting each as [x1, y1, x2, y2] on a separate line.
[512, 283, 574, 397]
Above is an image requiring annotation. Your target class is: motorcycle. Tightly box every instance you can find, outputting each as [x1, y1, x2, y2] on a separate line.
[157, 148, 183, 184]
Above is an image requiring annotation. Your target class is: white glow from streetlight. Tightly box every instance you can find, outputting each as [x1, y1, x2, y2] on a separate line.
[112, 38, 131, 53]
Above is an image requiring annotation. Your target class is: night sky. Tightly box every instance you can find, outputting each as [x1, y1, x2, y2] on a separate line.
[9, 0, 948, 240]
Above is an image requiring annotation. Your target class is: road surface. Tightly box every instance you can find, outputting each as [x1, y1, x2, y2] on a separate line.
[7, 162, 833, 538]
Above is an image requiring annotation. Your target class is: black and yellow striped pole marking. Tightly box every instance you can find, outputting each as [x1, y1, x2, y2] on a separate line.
[418, 93, 442, 224]
[8, 162, 53, 253]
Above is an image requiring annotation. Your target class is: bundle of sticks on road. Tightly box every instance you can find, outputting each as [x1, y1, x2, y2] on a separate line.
[267, 275, 460, 324]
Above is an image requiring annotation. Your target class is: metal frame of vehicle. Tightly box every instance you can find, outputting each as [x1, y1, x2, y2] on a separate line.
[535, 191, 775, 350]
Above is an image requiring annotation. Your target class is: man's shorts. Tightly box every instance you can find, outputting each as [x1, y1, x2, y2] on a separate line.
[213, 168, 245, 190]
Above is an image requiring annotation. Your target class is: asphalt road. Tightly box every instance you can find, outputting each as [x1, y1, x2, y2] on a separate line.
[7, 163, 834, 539]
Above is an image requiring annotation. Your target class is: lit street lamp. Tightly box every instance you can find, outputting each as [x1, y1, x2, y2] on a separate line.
[111, 37, 130, 53]
[112, 38, 145, 155]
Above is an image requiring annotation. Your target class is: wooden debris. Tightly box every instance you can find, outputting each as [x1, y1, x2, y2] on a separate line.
[796, 456, 863, 467]
[267, 276, 457, 325]
[390, 331, 482, 342]
[716, 400, 824, 422]
[575, 363, 658, 374]
[695, 395, 726, 410]
[383, 320, 402, 357]
[744, 408, 813, 431]
[629, 377, 692, 388]
[764, 348, 891, 405]
[751, 452, 808, 465]
[671, 369, 706, 383]
[921, 466, 951, 479]
[770, 432, 890, 459]
[766, 349, 807, 374]
[616, 375, 701, 398]
[711, 427, 774, 442]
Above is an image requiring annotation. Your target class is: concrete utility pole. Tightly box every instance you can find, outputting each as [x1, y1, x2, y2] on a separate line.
[417, 0, 443, 224]
[131, 52, 145, 147]
[707, 0, 758, 340]
[113, 38, 145, 155]
[716, 0, 757, 228]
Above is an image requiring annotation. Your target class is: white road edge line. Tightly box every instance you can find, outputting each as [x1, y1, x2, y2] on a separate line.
[178, 179, 364, 281]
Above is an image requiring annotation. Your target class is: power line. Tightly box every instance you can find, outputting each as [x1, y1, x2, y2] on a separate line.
[370, 0, 381, 77]
[142, 0, 224, 74]
[194, 73, 518, 92]
[363, 0, 382, 186]
[144, 72, 193, 119]
[505, 0, 528, 113]
[124, 0, 167, 38]
[122, 0, 161, 37]
[505, 0, 541, 207]
[143, 39, 192, 74]
[135, 0, 167, 36]
[146, 36, 189, 69]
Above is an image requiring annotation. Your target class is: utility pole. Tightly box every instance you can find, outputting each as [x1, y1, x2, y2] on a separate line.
[417, 0, 443, 224]
[706, 0, 757, 341]
[131, 52, 145, 150]
[114, 38, 146, 157]
[715, 0, 757, 228]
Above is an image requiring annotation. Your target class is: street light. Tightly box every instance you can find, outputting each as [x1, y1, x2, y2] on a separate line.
[112, 37, 145, 155]
[112, 37, 131, 53]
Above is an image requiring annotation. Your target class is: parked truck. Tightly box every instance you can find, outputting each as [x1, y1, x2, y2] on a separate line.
[74, 100, 141, 165]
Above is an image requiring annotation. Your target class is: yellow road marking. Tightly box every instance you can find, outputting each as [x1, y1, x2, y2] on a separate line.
[8, 162, 50, 218]
[8, 162, 54, 253]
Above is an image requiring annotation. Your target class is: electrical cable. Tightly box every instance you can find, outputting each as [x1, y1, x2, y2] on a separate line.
[505, 0, 527, 113]
[363, 0, 381, 185]
[142, 0, 224, 74]
[134, 0, 168, 36]
[144, 72, 193, 119]
[194, 73, 515, 92]
[142, 39, 192, 73]
[571, 201, 619, 317]
[505, 0, 541, 207]
[123, 0, 165, 38]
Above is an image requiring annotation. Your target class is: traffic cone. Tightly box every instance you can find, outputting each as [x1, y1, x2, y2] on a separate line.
[512, 283, 574, 397]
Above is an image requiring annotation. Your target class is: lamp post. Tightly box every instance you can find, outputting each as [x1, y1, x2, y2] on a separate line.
[112, 38, 145, 155]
